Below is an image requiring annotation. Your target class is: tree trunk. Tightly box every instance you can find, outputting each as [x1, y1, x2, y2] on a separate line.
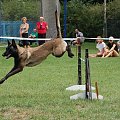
[41, 0, 60, 38]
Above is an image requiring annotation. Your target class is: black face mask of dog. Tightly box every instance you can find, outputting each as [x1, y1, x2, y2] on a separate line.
[2, 40, 18, 59]
[0, 39, 22, 84]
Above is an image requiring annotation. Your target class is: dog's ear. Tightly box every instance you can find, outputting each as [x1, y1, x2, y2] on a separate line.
[7, 40, 11, 46]
[12, 39, 17, 48]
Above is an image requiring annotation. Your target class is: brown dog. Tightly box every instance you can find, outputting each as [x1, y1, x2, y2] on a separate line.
[0, 38, 74, 84]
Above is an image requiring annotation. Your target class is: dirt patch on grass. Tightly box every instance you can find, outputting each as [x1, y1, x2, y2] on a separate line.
[0, 107, 41, 120]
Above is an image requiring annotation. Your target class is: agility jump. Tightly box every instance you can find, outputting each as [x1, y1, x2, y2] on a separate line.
[66, 47, 103, 100]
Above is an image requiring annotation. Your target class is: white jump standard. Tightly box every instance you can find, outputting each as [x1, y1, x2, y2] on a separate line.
[66, 47, 103, 100]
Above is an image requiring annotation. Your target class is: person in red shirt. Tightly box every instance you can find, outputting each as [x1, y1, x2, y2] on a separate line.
[36, 16, 48, 45]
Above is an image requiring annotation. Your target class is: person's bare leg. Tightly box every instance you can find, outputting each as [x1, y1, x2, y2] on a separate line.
[89, 54, 97, 58]
[112, 50, 119, 57]
[96, 52, 103, 57]
[105, 51, 113, 58]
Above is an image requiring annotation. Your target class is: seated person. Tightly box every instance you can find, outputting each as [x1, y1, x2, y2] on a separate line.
[72, 37, 85, 45]
[104, 36, 119, 58]
[29, 29, 38, 45]
[72, 29, 84, 45]
[89, 36, 108, 57]
[117, 40, 120, 52]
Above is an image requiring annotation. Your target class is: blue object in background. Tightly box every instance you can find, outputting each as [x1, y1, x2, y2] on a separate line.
[0, 21, 36, 37]
[64, 0, 67, 38]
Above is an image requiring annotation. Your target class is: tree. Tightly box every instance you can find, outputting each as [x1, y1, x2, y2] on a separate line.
[42, 0, 61, 38]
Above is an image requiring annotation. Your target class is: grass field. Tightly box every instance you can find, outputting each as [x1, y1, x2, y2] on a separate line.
[0, 42, 120, 120]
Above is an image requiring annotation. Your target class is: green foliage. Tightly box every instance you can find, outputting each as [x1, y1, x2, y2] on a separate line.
[107, 0, 120, 19]
[1, 0, 40, 21]
[61, 0, 104, 37]
[105, 0, 120, 37]
[60, 0, 119, 37]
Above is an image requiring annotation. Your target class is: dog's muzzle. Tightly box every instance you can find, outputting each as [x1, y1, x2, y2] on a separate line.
[2, 53, 11, 59]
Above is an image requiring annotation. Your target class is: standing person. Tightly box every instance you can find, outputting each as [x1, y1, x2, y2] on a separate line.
[36, 16, 48, 45]
[19, 17, 30, 48]
[105, 36, 119, 58]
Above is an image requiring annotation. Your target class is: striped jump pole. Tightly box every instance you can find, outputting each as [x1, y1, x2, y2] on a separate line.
[78, 45, 82, 85]
[85, 49, 89, 99]
[77, 37, 85, 85]
[85, 49, 92, 100]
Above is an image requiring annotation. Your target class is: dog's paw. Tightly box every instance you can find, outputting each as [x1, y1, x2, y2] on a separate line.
[68, 53, 74, 58]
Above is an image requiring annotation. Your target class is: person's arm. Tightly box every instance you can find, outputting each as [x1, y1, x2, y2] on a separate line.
[36, 26, 38, 32]
[19, 25, 22, 37]
[109, 44, 116, 52]
[36, 23, 38, 32]
[46, 22, 48, 31]
[102, 47, 109, 57]
[101, 43, 108, 57]
[80, 32, 83, 37]
[46, 25, 48, 31]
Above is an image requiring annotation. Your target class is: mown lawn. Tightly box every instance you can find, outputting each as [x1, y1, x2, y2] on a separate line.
[0, 42, 120, 120]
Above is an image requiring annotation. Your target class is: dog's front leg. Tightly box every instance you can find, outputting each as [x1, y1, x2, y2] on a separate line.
[0, 66, 23, 84]
[66, 44, 74, 58]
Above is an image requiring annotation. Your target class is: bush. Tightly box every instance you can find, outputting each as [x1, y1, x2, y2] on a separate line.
[60, 0, 104, 38]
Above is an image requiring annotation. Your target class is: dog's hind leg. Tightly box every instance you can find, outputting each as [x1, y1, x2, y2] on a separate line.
[0, 66, 23, 84]
[66, 44, 74, 58]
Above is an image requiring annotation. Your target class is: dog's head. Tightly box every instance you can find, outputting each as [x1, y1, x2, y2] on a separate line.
[2, 39, 18, 59]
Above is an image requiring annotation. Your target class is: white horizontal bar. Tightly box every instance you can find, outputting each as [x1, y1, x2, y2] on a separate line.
[85, 37, 120, 41]
[0, 36, 75, 41]
[0, 36, 120, 41]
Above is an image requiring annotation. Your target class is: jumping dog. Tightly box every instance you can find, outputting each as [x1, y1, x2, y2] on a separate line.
[0, 39, 74, 84]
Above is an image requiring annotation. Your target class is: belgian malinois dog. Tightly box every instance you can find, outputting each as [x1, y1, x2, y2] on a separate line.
[0, 38, 74, 84]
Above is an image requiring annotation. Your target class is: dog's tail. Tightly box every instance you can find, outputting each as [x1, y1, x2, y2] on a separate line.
[55, 6, 62, 38]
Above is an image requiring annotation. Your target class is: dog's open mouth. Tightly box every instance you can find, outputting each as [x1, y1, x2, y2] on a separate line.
[6, 54, 11, 59]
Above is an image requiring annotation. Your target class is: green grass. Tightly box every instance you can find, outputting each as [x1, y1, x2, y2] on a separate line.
[0, 42, 120, 120]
